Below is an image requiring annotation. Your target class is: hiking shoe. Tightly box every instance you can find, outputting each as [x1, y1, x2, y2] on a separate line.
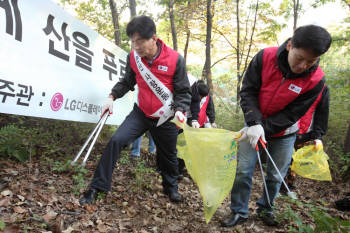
[79, 188, 99, 205]
[259, 212, 278, 226]
[221, 213, 247, 227]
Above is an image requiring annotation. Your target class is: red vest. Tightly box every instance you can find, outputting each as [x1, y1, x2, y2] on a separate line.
[298, 86, 325, 134]
[198, 95, 210, 127]
[129, 39, 179, 118]
[259, 47, 324, 137]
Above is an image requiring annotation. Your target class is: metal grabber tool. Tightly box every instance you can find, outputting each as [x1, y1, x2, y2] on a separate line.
[71, 111, 110, 167]
[258, 138, 297, 200]
[255, 143, 272, 208]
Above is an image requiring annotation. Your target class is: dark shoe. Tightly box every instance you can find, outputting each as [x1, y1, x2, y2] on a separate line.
[221, 213, 247, 227]
[259, 212, 278, 226]
[335, 197, 350, 211]
[79, 188, 98, 205]
[177, 174, 184, 180]
[164, 189, 183, 203]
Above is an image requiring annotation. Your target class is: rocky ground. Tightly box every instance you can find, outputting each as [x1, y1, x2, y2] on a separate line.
[0, 146, 349, 233]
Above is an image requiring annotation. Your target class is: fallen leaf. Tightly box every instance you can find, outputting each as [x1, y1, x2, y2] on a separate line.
[42, 210, 57, 222]
[62, 226, 74, 233]
[1, 190, 13, 197]
[16, 195, 25, 202]
[13, 206, 26, 214]
[0, 197, 9, 207]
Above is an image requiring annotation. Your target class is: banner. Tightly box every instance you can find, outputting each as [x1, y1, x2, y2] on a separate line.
[0, 0, 135, 125]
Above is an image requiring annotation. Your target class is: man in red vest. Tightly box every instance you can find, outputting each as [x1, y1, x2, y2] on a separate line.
[221, 25, 332, 227]
[79, 15, 191, 205]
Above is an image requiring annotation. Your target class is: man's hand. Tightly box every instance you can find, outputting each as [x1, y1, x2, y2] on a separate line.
[314, 139, 323, 152]
[237, 127, 249, 141]
[175, 111, 186, 123]
[191, 120, 200, 128]
[246, 124, 266, 148]
[211, 122, 217, 128]
[102, 97, 114, 116]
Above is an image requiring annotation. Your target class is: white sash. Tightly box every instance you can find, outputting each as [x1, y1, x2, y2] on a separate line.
[134, 51, 174, 126]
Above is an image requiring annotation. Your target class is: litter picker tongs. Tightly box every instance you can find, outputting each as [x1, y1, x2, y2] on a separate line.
[71, 111, 110, 167]
[256, 138, 297, 206]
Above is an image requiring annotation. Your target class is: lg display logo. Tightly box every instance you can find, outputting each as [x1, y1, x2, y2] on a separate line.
[50, 93, 63, 111]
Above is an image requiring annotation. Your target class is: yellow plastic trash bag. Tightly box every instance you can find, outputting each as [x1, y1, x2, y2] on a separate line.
[291, 145, 332, 181]
[176, 123, 240, 223]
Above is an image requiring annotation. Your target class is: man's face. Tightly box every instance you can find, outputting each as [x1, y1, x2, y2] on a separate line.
[286, 41, 319, 74]
[130, 33, 157, 58]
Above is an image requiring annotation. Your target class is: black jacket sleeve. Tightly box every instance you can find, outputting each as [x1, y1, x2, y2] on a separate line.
[189, 81, 201, 120]
[110, 54, 136, 99]
[262, 78, 325, 136]
[206, 95, 215, 123]
[309, 85, 330, 139]
[173, 55, 191, 113]
[240, 50, 264, 125]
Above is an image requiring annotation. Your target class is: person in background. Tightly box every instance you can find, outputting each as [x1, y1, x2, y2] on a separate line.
[130, 131, 156, 158]
[79, 15, 191, 205]
[221, 25, 332, 227]
[187, 80, 216, 129]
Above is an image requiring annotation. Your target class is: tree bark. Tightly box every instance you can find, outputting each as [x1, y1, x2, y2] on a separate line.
[202, 0, 213, 93]
[168, 0, 178, 51]
[129, 0, 136, 18]
[109, 0, 121, 47]
[344, 123, 350, 153]
[184, 28, 190, 65]
[235, 0, 241, 113]
[293, 0, 299, 31]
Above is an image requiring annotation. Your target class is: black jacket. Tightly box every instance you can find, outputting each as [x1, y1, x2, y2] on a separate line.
[240, 39, 326, 137]
[189, 81, 215, 123]
[296, 85, 330, 144]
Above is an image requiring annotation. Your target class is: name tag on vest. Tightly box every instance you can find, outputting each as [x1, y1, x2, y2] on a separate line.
[288, 84, 302, 94]
[158, 65, 168, 72]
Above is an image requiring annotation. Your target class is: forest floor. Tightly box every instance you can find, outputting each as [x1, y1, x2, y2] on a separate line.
[0, 142, 349, 233]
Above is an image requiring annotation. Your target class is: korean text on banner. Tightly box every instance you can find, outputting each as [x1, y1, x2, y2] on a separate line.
[0, 0, 134, 125]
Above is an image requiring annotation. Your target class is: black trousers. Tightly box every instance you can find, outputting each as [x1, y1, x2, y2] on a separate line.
[90, 104, 180, 193]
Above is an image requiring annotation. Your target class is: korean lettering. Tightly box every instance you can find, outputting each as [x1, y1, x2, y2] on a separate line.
[43, 14, 70, 61]
[72, 32, 94, 72]
[102, 48, 118, 81]
[0, 79, 15, 103]
[16, 84, 34, 106]
[119, 58, 126, 77]
[0, 0, 22, 41]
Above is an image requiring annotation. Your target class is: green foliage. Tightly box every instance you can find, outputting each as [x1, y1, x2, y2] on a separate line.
[276, 198, 350, 233]
[0, 220, 5, 230]
[71, 164, 88, 195]
[131, 159, 156, 191]
[320, 45, 350, 179]
[0, 124, 30, 162]
[0, 114, 115, 163]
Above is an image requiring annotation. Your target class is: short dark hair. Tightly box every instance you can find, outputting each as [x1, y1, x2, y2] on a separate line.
[126, 15, 156, 39]
[291, 25, 332, 56]
[197, 81, 209, 97]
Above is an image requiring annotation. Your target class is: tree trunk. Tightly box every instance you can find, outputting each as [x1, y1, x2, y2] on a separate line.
[129, 0, 136, 18]
[184, 28, 190, 65]
[293, 0, 299, 31]
[168, 0, 178, 51]
[202, 0, 213, 94]
[344, 123, 350, 153]
[109, 0, 121, 47]
[235, 0, 241, 113]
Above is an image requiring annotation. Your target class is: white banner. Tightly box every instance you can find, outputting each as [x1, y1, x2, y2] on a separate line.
[0, 0, 135, 125]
